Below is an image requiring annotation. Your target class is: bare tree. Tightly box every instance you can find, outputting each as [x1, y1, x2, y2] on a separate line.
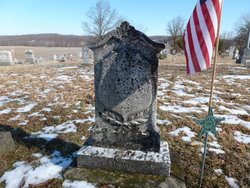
[166, 16, 185, 51]
[82, 0, 122, 39]
[234, 12, 250, 50]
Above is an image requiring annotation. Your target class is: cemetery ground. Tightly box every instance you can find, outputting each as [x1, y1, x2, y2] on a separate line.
[0, 53, 249, 188]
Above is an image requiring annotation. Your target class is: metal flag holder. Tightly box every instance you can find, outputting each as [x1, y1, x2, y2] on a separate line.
[195, 107, 225, 187]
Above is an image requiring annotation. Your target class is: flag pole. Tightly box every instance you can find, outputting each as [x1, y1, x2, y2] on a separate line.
[199, 1, 225, 187]
[208, 0, 224, 108]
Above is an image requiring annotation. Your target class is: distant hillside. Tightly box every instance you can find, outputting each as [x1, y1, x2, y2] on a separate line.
[0, 34, 92, 47]
[0, 34, 170, 47]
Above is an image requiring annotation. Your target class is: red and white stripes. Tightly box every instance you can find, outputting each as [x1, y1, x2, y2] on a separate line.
[184, 0, 222, 75]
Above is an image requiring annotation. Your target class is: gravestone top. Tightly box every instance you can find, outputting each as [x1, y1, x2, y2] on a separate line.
[89, 21, 164, 52]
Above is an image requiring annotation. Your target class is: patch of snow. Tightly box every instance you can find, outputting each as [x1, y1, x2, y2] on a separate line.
[225, 176, 240, 188]
[28, 112, 43, 117]
[6, 81, 18, 84]
[32, 120, 79, 140]
[160, 104, 206, 113]
[16, 103, 37, 113]
[157, 119, 172, 125]
[32, 153, 43, 158]
[81, 136, 86, 140]
[201, 147, 225, 154]
[9, 114, 21, 121]
[18, 120, 29, 126]
[169, 126, 196, 142]
[217, 115, 250, 130]
[0, 151, 74, 188]
[234, 131, 250, 144]
[214, 169, 223, 175]
[183, 97, 208, 105]
[218, 105, 248, 115]
[41, 108, 52, 112]
[0, 108, 12, 114]
[223, 75, 250, 79]
[62, 180, 96, 188]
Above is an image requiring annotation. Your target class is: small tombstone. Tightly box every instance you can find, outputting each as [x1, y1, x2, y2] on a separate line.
[237, 28, 250, 65]
[0, 51, 15, 66]
[25, 50, 36, 64]
[233, 48, 239, 59]
[82, 46, 92, 65]
[77, 22, 171, 176]
[0, 131, 15, 154]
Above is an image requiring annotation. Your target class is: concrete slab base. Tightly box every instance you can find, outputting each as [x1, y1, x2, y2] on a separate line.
[77, 141, 170, 176]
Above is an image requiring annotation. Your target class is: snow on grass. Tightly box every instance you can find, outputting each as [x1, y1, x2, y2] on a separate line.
[169, 126, 196, 142]
[218, 105, 248, 115]
[0, 108, 12, 114]
[32, 120, 77, 139]
[214, 169, 223, 175]
[41, 107, 52, 112]
[0, 151, 74, 188]
[223, 75, 250, 79]
[157, 119, 172, 125]
[234, 131, 250, 144]
[183, 97, 208, 105]
[0, 96, 25, 107]
[201, 147, 225, 154]
[28, 112, 43, 117]
[62, 180, 96, 188]
[16, 103, 37, 113]
[225, 176, 240, 188]
[18, 120, 29, 126]
[9, 114, 21, 121]
[159, 104, 207, 113]
[216, 115, 250, 130]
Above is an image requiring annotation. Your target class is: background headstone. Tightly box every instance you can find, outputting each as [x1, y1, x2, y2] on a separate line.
[82, 46, 92, 65]
[0, 51, 15, 66]
[77, 22, 171, 176]
[0, 131, 15, 154]
[25, 50, 36, 64]
[237, 28, 250, 66]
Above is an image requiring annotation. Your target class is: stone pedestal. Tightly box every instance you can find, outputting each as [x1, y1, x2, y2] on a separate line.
[77, 141, 170, 176]
[77, 22, 170, 176]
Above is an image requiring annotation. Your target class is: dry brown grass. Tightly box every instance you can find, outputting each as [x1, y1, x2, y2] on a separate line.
[0, 51, 249, 187]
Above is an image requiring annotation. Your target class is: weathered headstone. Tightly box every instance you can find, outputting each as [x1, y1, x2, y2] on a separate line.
[77, 22, 171, 176]
[233, 48, 239, 59]
[25, 50, 36, 64]
[237, 28, 250, 66]
[0, 131, 15, 154]
[0, 51, 15, 66]
[82, 46, 92, 65]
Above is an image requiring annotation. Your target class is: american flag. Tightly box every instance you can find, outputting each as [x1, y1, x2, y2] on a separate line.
[183, 0, 222, 75]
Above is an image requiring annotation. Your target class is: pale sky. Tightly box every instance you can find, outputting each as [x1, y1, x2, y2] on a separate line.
[0, 0, 249, 36]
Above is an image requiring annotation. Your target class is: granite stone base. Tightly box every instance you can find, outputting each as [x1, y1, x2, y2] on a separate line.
[77, 141, 170, 176]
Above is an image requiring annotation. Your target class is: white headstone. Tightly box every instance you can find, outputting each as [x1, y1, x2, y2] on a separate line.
[82, 46, 92, 65]
[25, 50, 36, 63]
[0, 51, 15, 66]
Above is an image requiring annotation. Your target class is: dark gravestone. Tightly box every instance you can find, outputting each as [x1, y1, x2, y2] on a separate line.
[237, 28, 250, 66]
[77, 22, 171, 176]
[0, 131, 15, 154]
